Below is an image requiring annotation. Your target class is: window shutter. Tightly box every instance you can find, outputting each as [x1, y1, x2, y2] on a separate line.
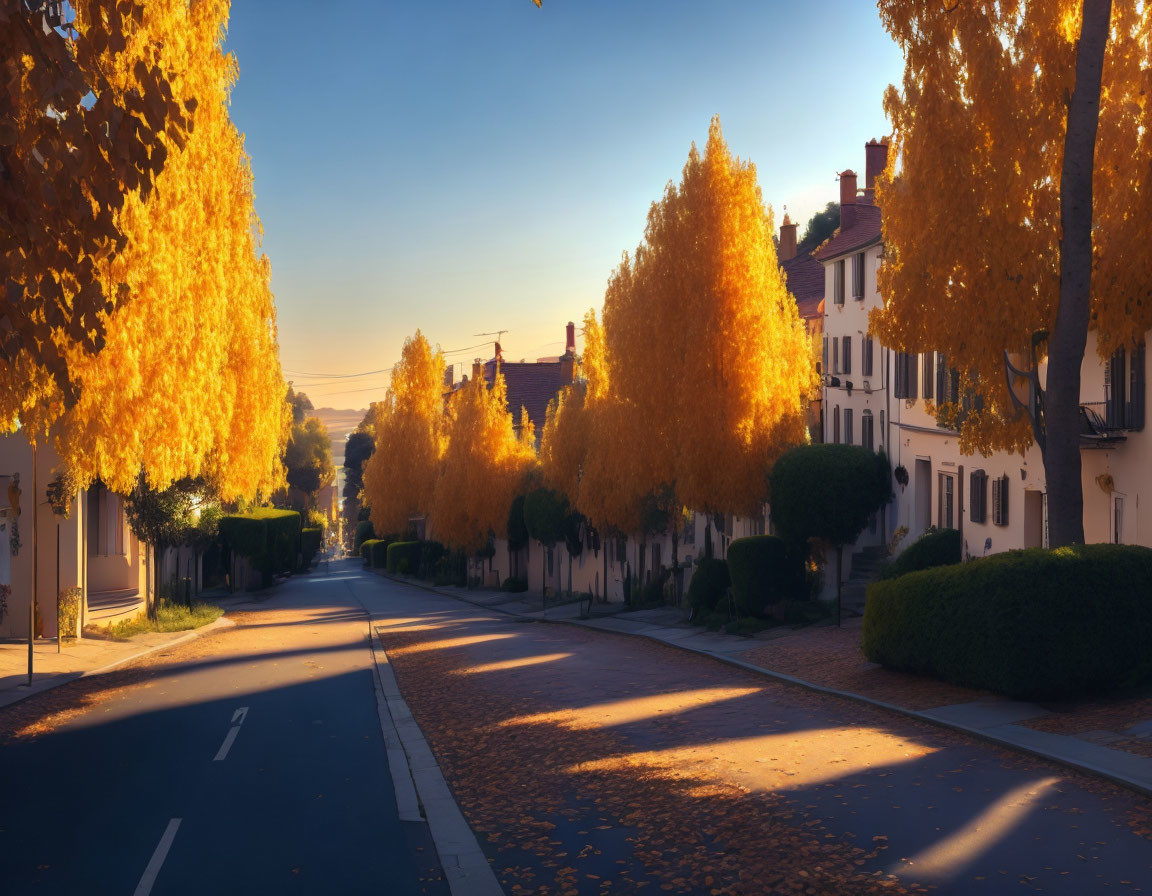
[992, 475, 1009, 527]
[936, 353, 946, 403]
[834, 260, 845, 304]
[1129, 340, 1145, 431]
[894, 352, 906, 398]
[843, 337, 852, 375]
[1107, 348, 1126, 429]
[833, 337, 840, 374]
[862, 411, 874, 451]
[923, 352, 934, 400]
[844, 408, 853, 445]
[908, 353, 919, 400]
[970, 470, 986, 524]
[833, 406, 840, 443]
[822, 336, 828, 374]
[863, 337, 874, 378]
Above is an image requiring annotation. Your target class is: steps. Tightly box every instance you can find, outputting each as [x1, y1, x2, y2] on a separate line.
[839, 545, 888, 618]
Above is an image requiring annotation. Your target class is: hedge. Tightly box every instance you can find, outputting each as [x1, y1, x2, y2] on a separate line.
[387, 541, 422, 575]
[688, 558, 730, 613]
[354, 520, 375, 553]
[880, 527, 961, 580]
[369, 539, 390, 569]
[863, 544, 1152, 700]
[727, 536, 805, 617]
[301, 527, 323, 568]
[219, 509, 302, 588]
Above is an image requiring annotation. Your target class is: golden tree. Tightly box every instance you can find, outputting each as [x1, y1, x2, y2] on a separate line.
[430, 371, 537, 552]
[362, 331, 446, 536]
[53, 0, 289, 501]
[872, 0, 1145, 545]
[600, 118, 815, 526]
[1, 0, 193, 429]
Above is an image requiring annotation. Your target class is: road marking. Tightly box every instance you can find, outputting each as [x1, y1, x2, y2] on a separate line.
[214, 706, 249, 761]
[134, 818, 181, 896]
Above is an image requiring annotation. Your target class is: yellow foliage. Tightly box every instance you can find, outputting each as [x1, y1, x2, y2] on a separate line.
[362, 332, 446, 536]
[588, 117, 815, 524]
[873, 1, 1152, 455]
[47, 0, 290, 499]
[429, 371, 537, 551]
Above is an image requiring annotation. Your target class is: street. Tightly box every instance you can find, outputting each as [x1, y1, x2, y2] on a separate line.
[3, 560, 1152, 894]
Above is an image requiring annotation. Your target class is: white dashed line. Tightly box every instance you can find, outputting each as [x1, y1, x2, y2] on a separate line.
[133, 818, 182, 896]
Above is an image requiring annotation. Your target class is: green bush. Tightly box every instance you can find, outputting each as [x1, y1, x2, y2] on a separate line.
[370, 538, 391, 569]
[687, 558, 730, 613]
[301, 527, 323, 568]
[219, 509, 302, 588]
[502, 576, 528, 592]
[360, 539, 375, 562]
[880, 527, 961, 579]
[387, 541, 422, 575]
[354, 519, 375, 553]
[726, 535, 805, 617]
[863, 544, 1152, 699]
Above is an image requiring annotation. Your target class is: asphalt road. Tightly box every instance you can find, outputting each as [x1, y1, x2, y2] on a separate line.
[0, 564, 447, 895]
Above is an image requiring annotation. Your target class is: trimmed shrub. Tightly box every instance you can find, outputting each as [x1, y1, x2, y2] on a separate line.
[219, 509, 302, 588]
[360, 539, 376, 562]
[863, 544, 1152, 700]
[726, 536, 805, 617]
[880, 527, 961, 579]
[502, 576, 528, 592]
[301, 527, 322, 568]
[370, 539, 391, 569]
[387, 541, 422, 575]
[687, 558, 730, 613]
[354, 520, 375, 553]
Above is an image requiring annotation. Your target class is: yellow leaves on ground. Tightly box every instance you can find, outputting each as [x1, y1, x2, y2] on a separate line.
[430, 372, 537, 552]
[362, 332, 446, 537]
[872, 1, 1152, 456]
[46, 0, 289, 499]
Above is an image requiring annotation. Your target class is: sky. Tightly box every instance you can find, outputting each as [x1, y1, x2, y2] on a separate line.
[223, 0, 905, 409]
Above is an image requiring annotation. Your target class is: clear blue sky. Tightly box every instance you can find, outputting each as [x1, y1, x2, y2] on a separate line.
[223, 0, 904, 408]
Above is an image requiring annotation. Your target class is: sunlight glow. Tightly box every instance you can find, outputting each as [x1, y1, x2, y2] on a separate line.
[502, 687, 763, 731]
[392, 633, 517, 654]
[457, 653, 573, 675]
[892, 777, 1060, 881]
[567, 726, 939, 791]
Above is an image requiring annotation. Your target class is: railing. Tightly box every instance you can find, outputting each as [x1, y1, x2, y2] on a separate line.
[1080, 402, 1126, 447]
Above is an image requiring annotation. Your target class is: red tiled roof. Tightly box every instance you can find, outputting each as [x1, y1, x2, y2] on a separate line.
[483, 359, 570, 433]
[781, 250, 825, 319]
[812, 203, 883, 261]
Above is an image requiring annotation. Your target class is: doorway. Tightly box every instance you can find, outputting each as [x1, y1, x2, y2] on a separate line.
[1024, 490, 1045, 549]
[914, 459, 932, 537]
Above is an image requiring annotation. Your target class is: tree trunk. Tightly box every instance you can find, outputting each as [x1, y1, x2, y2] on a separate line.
[1045, 0, 1111, 548]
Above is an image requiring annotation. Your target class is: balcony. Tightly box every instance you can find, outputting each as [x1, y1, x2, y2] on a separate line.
[1079, 402, 1127, 448]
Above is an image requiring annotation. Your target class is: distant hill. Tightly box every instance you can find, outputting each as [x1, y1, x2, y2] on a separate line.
[312, 407, 369, 467]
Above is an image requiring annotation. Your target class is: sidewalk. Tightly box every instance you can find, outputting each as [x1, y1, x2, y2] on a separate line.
[382, 568, 1152, 798]
[0, 597, 245, 709]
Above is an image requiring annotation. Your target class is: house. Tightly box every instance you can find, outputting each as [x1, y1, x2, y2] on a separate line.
[0, 432, 151, 642]
[779, 213, 827, 442]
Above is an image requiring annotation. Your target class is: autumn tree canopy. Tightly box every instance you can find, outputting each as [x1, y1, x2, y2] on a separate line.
[872, 0, 1146, 544]
[429, 372, 537, 552]
[285, 415, 335, 504]
[1, 0, 194, 430]
[49, 0, 289, 502]
[362, 331, 446, 536]
[596, 117, 815, 523]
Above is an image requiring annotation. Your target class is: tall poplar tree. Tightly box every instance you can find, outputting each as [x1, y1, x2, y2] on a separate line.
[362, 332, 446, 536]
[53, 0, 290, 501]
[601, 117, 815, 523]
[872, 0, 1146, 546]
[430, 372, 537, 552]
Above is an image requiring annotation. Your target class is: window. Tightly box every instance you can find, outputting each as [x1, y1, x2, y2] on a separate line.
[616, 536, 627, 564]
[862, 410, 874, 451]
[936, 354, 960, 405]
[879, 411, 885, 447]
[938, 474, 955, 529]
[992, 475, 1010, 527]
[832, 405, 840, 443]
[922, 352, 934, 400]
[893, 352, 919, 399]
[821, 336, 828, 375]
[832, 337, 840, 374]
[833, 260, 845, 304]
[1110, 340, 1148, 431]
[851, 252, 865, 299]
[843, 408, 854, 445]
[842, 336, 852, 376]
[970, 469, 988, 524]
[863, 337, 874, 378]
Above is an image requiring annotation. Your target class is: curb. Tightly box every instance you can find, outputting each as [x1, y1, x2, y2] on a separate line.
[0, 615, 236, 711]
[377, 569, 1152, 801]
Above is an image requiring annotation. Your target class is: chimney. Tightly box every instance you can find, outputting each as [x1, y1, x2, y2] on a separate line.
[472, 359, 484, 382]
[865, 138, 889, 190]
[839, 169, 858, 231]
[560, 321, 577, 383]
[779, 213, 797, 261]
